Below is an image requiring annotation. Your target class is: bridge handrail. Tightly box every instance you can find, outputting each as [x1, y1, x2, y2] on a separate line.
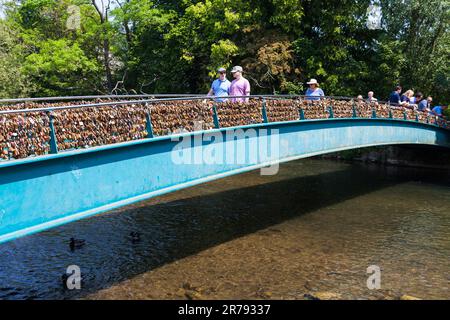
[0, 94, 207, 105]
[0, 94, 357, 105]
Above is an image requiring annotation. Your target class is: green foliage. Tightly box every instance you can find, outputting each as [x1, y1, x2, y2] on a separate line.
[268, 0, 304, 34]
[0, 0, 448, 103]
[23, 39, 100, 96]
[0, 22, 34, 98]
[381, 0, 450, 104]
[209, 39, 239, 76]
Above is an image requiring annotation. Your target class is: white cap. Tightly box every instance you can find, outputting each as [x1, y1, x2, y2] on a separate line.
[231, 66, 243, 73]
[217, 67, 226, 73]
[306, 79, 319, 85]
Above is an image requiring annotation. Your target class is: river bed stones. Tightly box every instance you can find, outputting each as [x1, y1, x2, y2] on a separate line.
[304, 291, 342, 300]
[400, 294, 421, 300]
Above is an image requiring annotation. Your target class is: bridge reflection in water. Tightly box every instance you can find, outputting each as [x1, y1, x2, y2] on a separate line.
[0, 96, 449, 244]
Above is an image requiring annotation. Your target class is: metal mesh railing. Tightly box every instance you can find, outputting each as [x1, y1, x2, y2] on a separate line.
[0, 95, 448, 161]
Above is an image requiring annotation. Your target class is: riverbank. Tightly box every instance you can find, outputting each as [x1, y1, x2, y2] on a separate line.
[322, 145, 450, 170]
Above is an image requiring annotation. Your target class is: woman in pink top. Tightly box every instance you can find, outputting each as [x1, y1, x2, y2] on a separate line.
[229, 66, 251, 102]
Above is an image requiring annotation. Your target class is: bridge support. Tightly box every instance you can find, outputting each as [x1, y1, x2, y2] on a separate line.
[262, 98, 269, 123]
[145, 106, 154, 138]
[328, 106, 334, 119]
[47, 111, 58, 154]
[352, 105, 358, 118]
[299, 108, 305, 120]
[212, 105, 220, 129]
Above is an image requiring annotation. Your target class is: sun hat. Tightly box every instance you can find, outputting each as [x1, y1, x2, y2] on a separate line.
[306, 79, 319, 85]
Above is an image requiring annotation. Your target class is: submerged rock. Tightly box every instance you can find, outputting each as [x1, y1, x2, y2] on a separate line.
[185, 290, 204, 300]
[400, 295, 421, 300]
[304, 292, 342, 300]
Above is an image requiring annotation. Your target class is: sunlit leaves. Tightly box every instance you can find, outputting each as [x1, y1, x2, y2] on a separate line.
[23, 39, 100, 95]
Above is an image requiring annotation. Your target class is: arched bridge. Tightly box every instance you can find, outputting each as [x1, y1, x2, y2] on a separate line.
[0, 95, 449, 244]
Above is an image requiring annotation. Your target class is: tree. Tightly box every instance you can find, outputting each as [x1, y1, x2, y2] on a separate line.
[0, 21, 34, 98]
[23, 39, 99, 96]
[0, 0, 448, 103]
[1, 0, 121, 96]
[381, 0, 450, 103]
[90, 0, 114, 92]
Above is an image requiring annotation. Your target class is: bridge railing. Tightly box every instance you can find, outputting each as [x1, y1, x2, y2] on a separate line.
[0, 95, 448, 161]
[0, 94, 207, 106]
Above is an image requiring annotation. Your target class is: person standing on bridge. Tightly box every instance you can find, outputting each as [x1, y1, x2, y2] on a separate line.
[367, 91, 378, 103]
[305, 79, 325, 101]
[389, 86, 402, 105]
[229, 66, 251, 103]
[207, 68, 231, 102]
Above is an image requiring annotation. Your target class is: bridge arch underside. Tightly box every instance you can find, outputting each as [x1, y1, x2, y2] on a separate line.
[0, 118, 449, 243]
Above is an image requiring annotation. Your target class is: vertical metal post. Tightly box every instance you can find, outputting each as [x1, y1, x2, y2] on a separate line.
[47, 111, 58, 154]
[212, 104, 220, 129]
[328, 106, 334, 119]
[388, 108, 393, 119]
[145, 105, 154, 138]
[262, 98, 269, 123]
[299, 108, 305, 120]
[403, 110, 407, 120]
[372, 108, 377, 119]
[352, 104, 358, 118]
[415, 114, 419, 122]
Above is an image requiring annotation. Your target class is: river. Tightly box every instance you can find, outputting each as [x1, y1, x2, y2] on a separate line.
[0, 159, 448, 300]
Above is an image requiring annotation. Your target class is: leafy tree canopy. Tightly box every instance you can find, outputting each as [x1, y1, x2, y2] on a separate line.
[0, 0, 448, 104]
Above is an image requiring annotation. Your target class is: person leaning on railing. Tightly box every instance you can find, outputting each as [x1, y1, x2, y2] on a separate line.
[430, 105, 447, 118]
[401, 90, 414, 106]
[412, 92, 424, 110]
[416, 93, 430, 112]
[420, 96, 433, 112]
[389, 86, 402, 105]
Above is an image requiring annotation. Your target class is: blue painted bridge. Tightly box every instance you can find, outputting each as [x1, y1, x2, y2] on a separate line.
[1, 114, 450, 244]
